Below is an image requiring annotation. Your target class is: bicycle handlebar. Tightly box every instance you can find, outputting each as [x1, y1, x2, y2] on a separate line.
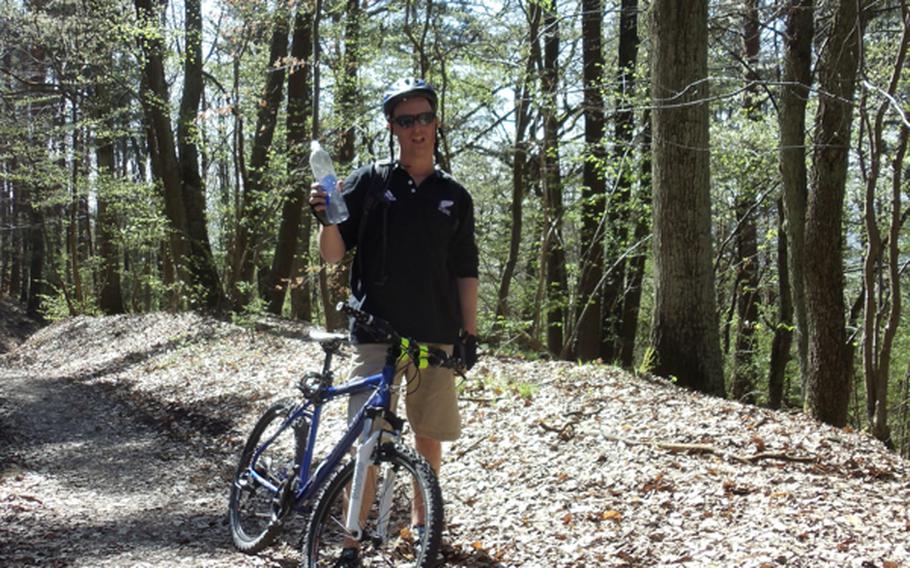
[336, 301, 397, 340]
[336, 301, 465, 372]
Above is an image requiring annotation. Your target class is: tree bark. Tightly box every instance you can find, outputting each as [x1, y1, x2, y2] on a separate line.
[321, 0, 362, 331]
[268, 5, 314, 317]
[804, 0, 864, 426]
[541, 1, 567, 356]
[229, 3, 290, 309]
[94, 78, 125, 315]
[574, 0, 606, 361]
[778, 0, 813, 390]
[768, 198, 792, 409]
[731, 0, 762, 403]
[860, 10, 909, 442]
[134, 0, 191, 297]
[618, 109, 650, 369]
[495, 2, 538, 333]
[178, 0, 224, 310]
[650, 0, 725, 396]
[68, 103, 85, 307]
[601, 0, 640, 363]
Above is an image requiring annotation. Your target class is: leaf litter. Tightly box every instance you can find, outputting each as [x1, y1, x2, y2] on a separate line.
[0, 311, 908, 567]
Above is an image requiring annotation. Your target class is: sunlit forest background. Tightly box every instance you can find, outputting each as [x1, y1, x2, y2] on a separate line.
[3, 1, 910, 453]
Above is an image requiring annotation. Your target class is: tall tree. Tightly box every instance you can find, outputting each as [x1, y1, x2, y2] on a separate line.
[778, 0, 813, 389]
[730, 0, 762, 403]
[601, 0, 640, 364]
[267, 4, 314, 317]
[177, 0, 224, 309]
[859, 8, 910, 443]
[574, 0, 605, 361]
[320, 0, 362, 331]
[618, 109, 650, 369]
[94, 75, 125, 315]
[804, 0, 865, 426]
[649, 0, 725, 396]
[768, 197, 793, 409]
[228, 3, 290, 308]
[540, 0, 567, 356]
[495, 1, 540, 332]
[134, 0, 192, 299]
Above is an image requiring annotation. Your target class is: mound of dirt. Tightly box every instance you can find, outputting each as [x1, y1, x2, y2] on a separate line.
[2, 311, 909, 567]
[0, 296, 41, 354]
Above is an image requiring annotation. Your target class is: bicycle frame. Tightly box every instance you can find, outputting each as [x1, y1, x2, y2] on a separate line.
[244, 350, 401, 524]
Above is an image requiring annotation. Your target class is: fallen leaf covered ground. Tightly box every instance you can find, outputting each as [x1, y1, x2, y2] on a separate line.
[1, 309, 909, 567]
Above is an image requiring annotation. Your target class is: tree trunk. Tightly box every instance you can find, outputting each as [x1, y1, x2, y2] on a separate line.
[496, 3, 540, 336]
[731, 0, 762, 403]
[872, 125, 908, 443]
[94, 80, 125, 315]
[778, 0, 813, 390]
[650, 0, 725, 396]
[229, 3, 290, 309]
[804, 0, 864, 426]
[541, 1, 567, 356]
[860, 13, 909, 442]
[601, 0, 640, 363]
[178, 0, 224, 310]
[5, 160, 22, 299]
[768, 198, 793, 409]
[289, 237, 313, 320]
[68, 103, 85, 307]
[321, 0, 362, 331]
[574, 0, 606, 361]
[618, 109, 650, 369]
[268, 5, 314, 317]
[134, 0, 191, 297]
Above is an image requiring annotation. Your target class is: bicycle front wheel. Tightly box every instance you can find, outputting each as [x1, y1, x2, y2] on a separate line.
[229, 399, 305, 553]
[302, 443, 443, 567]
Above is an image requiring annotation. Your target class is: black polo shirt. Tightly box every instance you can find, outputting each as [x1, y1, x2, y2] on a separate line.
[337, 162, 478, 344]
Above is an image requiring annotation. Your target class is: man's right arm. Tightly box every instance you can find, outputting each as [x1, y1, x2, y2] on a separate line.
[309, 181, 348, 263]
[318, 223, 346, 263]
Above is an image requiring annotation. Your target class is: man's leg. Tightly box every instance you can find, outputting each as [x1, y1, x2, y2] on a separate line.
[411, 435, 441, 528]
[414, 434, 442, 473]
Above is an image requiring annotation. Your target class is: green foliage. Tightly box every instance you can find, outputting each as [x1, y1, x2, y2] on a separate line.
[5, 0, 910, 454]
[637, 345, 657, 377]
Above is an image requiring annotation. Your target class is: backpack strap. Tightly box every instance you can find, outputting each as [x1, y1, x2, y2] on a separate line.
[352, 162, 393, 298]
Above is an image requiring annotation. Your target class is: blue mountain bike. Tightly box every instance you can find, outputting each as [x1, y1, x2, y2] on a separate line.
[228, 301, 462, 567]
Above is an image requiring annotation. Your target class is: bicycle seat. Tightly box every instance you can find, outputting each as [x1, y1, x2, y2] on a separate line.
[310, 330, 348, 351]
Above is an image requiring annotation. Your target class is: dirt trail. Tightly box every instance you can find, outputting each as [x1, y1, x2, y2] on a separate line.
[0, 370, 298, 567]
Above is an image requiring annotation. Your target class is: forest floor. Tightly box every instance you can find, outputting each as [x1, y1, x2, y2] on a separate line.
[1, 305, 909, 567]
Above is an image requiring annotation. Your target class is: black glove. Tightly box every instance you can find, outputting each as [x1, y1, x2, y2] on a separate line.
[455, 331, 478, 371]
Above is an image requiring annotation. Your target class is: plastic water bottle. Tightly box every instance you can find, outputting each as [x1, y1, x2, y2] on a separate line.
[310, 140, 349, 225]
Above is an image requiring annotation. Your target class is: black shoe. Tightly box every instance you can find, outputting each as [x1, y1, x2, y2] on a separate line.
[334, 548, 360, 568]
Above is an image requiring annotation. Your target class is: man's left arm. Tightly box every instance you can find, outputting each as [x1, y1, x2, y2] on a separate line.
[457, 277, 479, 336]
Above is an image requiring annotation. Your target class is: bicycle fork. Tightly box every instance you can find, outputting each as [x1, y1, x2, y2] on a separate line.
[344, 423, 399, 544]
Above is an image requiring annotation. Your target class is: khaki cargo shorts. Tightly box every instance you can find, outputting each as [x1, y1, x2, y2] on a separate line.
[346, 342, 461, 441]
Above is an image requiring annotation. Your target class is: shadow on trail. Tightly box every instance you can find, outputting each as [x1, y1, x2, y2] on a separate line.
[440, 541, 509, 567]
[0, 507, 294, 567]
[0, 372, 244, 497]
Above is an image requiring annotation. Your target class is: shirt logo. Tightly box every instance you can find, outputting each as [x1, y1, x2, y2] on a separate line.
[383, 190, 397, 202]
[438, 200, 454, 216]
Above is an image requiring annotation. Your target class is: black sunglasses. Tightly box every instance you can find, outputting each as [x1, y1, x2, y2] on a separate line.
[392, 111, 436, 128]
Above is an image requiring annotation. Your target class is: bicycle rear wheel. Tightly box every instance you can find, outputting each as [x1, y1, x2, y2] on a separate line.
[302, 443, 443, 567]
[229, 399, 306, 553]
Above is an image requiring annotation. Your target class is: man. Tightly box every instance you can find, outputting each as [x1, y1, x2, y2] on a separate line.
[308, 78, 479, 565]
